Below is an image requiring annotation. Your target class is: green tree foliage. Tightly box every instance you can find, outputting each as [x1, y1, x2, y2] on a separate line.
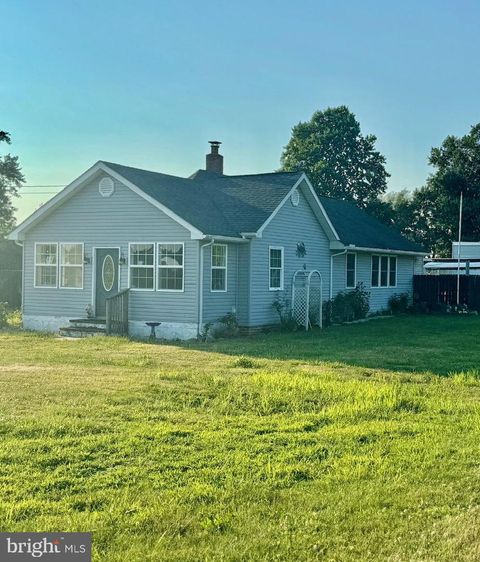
[0, 131, 24, 236]
[411, 124, 480, 256]
[281, 106, 389, 207]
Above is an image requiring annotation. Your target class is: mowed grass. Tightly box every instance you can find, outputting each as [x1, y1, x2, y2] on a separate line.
[1, 316, 480, 561]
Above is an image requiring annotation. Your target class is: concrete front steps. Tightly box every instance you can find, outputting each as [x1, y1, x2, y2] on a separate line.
[59, 318, 107, 338]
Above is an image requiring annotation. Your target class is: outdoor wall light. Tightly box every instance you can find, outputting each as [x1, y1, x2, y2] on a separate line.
[119, 255, 127, 265]
[83, 254, 91, 265]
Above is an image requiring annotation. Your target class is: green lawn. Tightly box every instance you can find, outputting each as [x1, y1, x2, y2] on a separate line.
[1, 316, 480, 561]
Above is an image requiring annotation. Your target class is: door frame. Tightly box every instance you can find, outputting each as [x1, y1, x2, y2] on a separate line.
[92, 246, 122, 316]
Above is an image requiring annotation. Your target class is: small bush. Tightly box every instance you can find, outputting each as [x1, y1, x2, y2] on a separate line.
[202, 312, 239, 341]
[0, 302, 9, 327]
[388, 293, 410, 315]
[0, 304, 21, 329]
[218, 312, 239, 335]
[272, 296, 299, 332]
[231, 356, 260, 369]
[324, 283, 370, 324]
[6, 309, 22, 328]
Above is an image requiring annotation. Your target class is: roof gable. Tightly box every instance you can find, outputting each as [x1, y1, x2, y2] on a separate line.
[9, 159, 425, 254]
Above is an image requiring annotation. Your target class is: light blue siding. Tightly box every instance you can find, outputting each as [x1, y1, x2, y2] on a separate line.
[236, 243, 250, 326]
[23, 173, 200, 325]
[331, 251, 418, 312]
[248, 182, 331, 326]
[202, 243, 240, 323]
[21, 169, 421, 333]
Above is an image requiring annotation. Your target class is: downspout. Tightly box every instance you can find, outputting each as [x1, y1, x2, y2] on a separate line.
[198, 238, 215, 336]
[330, 249, 347, 299]
[14, 240, 24, 313]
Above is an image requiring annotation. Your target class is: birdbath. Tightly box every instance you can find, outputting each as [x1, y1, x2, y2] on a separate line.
[146, 322, 161, 342]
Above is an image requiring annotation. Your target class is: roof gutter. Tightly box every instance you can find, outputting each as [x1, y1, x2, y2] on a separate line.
[202, 234, 249, 243]
[331, 243, 427, 257]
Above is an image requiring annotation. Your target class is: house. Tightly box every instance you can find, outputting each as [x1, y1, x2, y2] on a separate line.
[8, 142, 426, 339]
[424, 242, 480, 275]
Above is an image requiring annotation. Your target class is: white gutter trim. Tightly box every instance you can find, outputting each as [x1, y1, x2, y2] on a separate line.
[255, 175, 305, 237]
[198, 239, 215, 336]
[101, 163, 205, 239]
[341, 245, 427, 257]
[7, 162, 105, 240]
[301, 174, 340, 240]
[7, 161, 206, 241]
[203, 235, 248, 243]
[255, 174, 340, 241]
[330, 249, 348, 299]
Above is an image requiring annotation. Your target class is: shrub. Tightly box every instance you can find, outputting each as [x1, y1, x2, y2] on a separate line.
[231, 356, 260, 369]
[218, 312, 239, 335]
[388, 293, 410, 315]
[6, 309, 22, 328]
[0, 302, 9, 327]
[202, 312, 239, 341]
[272, 296, 298, 331]
[0, 303, 21, 329]
[324, 283, 370, 324]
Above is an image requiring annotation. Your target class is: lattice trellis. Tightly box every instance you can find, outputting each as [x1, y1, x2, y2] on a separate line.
[291, 270, 323, 330]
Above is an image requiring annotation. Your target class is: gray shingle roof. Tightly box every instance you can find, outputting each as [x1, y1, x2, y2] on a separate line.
[319, 196, 425, 253]
[104, 161, 425, 253]
[104, 162, 301, 237]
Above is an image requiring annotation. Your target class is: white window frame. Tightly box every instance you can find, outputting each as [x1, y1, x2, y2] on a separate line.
[388, 255, 397, 288]
[269, 246, 284, 291]
[34, 242, 58, 289]
[345, 252, 357, 289]
[156, 242, 185, 292]
[210, 244, 228, 293]
[128, 242, 156, 292]
[371, 254, 397, 288]
[59, 242, 84, 290]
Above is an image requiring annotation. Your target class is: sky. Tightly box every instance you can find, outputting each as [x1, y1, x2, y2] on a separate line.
[2, 0, 480, 223]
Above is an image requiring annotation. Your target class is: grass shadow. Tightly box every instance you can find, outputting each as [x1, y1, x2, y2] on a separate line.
[175, 315, 480, 377]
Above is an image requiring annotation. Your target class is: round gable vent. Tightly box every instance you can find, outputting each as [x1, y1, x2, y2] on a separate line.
[99, 177, 115, 197]
[291, 188, 300, 207]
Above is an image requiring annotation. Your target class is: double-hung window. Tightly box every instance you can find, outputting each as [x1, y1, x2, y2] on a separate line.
[371, 255, 397, 287]
[157, 243, 184, 291]
[129, 243, 155, 290]
[346, 253, 356, 288]
[34, 243, 58, 288]
[60, 243, 83, 288]
[211, 244, 227, 292]
[269, 246, 284, 290]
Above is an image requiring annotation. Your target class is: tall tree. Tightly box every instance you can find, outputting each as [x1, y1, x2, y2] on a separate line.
[280, 106, 389, 207]
[412, 124, 480, 256]
[0, 131, 24, 236]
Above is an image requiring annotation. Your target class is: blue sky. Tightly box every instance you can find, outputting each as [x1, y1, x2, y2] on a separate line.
[2, 0, 479, 222]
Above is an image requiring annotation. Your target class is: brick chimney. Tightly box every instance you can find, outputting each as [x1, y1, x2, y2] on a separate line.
[206, 141, 223, 174]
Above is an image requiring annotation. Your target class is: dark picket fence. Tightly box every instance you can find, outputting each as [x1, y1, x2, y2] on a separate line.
[413, 275, 480, 311]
